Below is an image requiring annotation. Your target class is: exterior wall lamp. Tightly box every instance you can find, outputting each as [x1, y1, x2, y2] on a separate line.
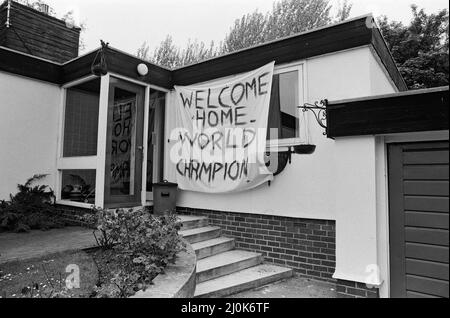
[137, 63, 149, 76]
[91, 40, 109, 77]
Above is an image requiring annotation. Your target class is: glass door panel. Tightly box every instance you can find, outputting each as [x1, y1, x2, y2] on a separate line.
[104, 78, 144, 207]
[146, 89, 165, 194]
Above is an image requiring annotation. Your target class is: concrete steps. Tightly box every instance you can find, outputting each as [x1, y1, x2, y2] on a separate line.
[179, 226, 221, 244]
[194, 264, 294, 298]
[177, 214, 293, 298]
[178, 215, 209, 230]
[191, 236, 236, 260]
[196, 250, 263, 283]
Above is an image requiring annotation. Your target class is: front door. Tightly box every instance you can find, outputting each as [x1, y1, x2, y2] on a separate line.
[104, 77, 145, 207]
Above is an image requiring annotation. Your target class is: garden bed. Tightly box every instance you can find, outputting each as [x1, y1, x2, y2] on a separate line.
[0, 206, 191, 298]
[0, 250, 98, 298]
[1, 243, 196, 298]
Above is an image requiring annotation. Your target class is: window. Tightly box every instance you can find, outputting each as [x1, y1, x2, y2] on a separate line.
[61, 170, 96, 204]
[58, 78, 100, 205]
[267, 64, 303, 143]
[63, 79, 100, 157]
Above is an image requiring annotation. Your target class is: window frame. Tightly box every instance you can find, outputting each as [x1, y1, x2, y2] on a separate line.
[266, 60, 306, 151]
[145, 87, 169, 202]
[56, 75, 100, 209]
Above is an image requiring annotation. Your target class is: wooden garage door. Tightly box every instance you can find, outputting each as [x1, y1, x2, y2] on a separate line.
[388, 141, 449, 298]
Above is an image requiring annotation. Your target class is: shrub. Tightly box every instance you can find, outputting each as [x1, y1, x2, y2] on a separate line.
[0, 175, 64, 233]
[87, 208, 185, 297]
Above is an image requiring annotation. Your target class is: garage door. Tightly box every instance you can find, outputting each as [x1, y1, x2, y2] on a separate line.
[388, 141, 449, 298]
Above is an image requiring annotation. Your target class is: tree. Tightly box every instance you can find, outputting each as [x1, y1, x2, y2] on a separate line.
[378, 5, 449, 89]
[263, 0, 332, 43]
[138, 36, 180, 69]
[219, 10, 267, 54]
[179, 39, 217, 67]
[221, 0, 353, 53]
[147, 35, 180, 69]
[141, 0, 353, 69]
[136, 41, 151, 61]
[335, 0, 353, 22]
[137, 36, 218, 69]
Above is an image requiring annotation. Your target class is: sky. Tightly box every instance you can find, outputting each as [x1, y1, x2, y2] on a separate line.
[38, 0, 449, 54]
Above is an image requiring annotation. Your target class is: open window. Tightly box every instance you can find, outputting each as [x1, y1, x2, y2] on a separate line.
[267, 63, 305, 149]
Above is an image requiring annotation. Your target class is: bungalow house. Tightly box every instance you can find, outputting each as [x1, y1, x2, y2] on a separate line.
[0, 1, 448, 298]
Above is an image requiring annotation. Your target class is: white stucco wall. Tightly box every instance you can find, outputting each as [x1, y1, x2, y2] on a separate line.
[369, 49, 398, 94]
[331, 50, 398, 287]
[332, 136, 380, 284]
[164, 46, 398, 221]
[0, 72, 61, 199]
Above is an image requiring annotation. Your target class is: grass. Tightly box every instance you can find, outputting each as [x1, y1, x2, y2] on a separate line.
[0, 250, 98, 298]
[0, 248, 140, 298]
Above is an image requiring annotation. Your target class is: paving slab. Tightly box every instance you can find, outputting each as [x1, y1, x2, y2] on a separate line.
[0, 227, 98, 264]
[228, 273, 337, 298]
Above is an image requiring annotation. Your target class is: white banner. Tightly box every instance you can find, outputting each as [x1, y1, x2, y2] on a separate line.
[172, 62, 275, 193]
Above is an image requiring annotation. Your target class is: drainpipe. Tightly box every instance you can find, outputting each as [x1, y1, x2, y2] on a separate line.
[6, 0, 11, 28]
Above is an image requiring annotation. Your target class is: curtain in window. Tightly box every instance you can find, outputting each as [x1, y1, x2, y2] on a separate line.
[267, 74, 282, 140]
[267, 73, 297, 140]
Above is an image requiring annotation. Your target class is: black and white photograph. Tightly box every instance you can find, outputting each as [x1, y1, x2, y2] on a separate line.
[0, 0, 448, 306]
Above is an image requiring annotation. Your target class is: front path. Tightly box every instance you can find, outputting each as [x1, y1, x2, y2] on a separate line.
[0, 227, 97, 264]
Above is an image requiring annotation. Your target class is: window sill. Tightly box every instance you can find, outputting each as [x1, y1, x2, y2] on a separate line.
[56, 200, 95, 209]
[266, 138, 304, 152]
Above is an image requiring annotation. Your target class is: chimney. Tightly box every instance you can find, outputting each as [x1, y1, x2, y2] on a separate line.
[0, 0, 81, 63]
[37, 3, 50, 15]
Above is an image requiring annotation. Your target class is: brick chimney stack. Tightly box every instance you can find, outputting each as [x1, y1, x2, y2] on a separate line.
[0, 0, 80, 63]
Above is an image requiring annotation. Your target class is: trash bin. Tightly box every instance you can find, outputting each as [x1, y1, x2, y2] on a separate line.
[152, 180, 178, 215]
